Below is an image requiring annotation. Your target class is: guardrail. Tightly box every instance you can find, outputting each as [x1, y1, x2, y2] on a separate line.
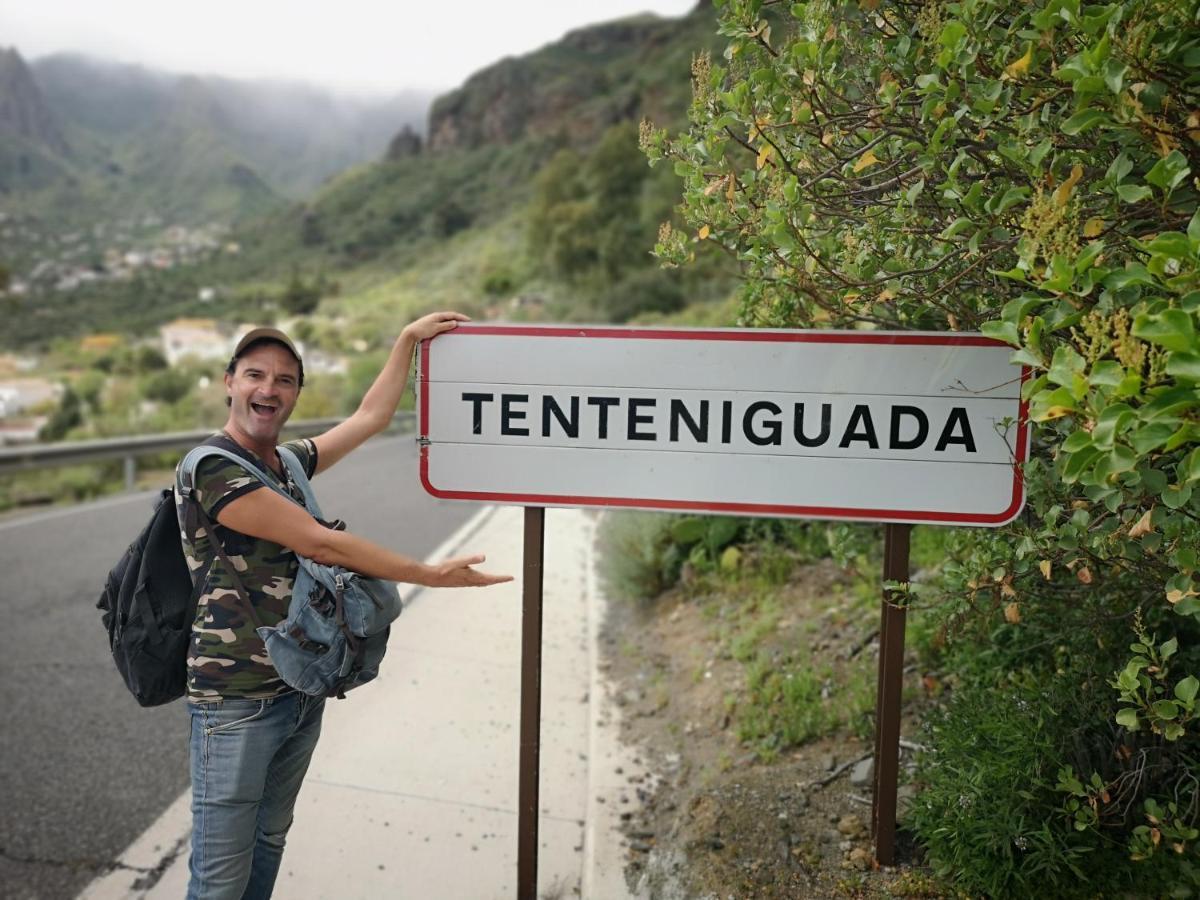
[0, 412, 417, 490]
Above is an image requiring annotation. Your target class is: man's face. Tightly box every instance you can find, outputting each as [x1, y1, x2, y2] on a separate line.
[224, 343, 301, 446]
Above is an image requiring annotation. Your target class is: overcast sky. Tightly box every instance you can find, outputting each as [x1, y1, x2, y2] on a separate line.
[0, 0, 701, 95]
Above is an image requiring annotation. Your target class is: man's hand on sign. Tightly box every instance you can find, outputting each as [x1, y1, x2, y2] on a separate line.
[402, 311, 470, 343]
[428, 554, 513, 588]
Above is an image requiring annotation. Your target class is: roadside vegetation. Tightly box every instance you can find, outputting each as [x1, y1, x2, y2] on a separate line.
[594, 0, 1199, 896]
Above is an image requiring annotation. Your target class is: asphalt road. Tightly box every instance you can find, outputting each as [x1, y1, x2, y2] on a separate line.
[0, 435, 479, 900]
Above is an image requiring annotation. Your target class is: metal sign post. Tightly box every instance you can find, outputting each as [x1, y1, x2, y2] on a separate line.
[872, 523, 911, 865]
[518, 507, 545, 900]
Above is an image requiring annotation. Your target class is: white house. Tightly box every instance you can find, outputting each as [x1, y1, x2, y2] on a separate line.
[159, 319, 229, 366]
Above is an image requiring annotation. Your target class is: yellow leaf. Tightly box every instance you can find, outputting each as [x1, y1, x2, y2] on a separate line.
[824, 24, 837, 41]
[1129, 508, 1154, 539]
[1054, 164, 1083, 207]
[803, 70, 816, 87]
[821, 129, 836, 147]
[698, 225, 711, 240]
[1077, 566, 1093, 585]
[1039, 560, 1052, 580]
[844, 292, 862, 303]
[1167, 588, 1198, 604]
[1083, 218, 1106, 238]
[756, 144, 774, 169]
[877, 288, 896, 302]
[1004, 44, 1033, 80]
[860, 0, 880, 9]
[947, 313, 960, 330]
[1039, 405, 1074, 420]
[726, 177, 736, 201]
[1004, 602, 1021, 624]
[853, 149, 880, 173]
[1000, 575, 1017, 598]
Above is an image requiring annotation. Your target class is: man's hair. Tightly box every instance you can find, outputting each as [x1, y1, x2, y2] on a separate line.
[224, 337, 305, 406]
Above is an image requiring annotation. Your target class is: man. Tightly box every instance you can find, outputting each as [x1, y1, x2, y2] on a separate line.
[175, 311, 509, 899]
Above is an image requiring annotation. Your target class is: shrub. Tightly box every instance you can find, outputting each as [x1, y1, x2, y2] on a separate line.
[595, 511, 686, 602]
[648, 0, 1200, 890]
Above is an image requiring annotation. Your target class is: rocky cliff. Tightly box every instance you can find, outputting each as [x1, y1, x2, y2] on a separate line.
[0, 47, 68, 155]
[424, 4, 713, 153]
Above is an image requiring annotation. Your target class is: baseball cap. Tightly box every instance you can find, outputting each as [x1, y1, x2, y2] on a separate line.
[233, 327, 302, 363]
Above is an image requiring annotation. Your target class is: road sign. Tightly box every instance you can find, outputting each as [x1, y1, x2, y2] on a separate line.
[418, 324, 1030, 526]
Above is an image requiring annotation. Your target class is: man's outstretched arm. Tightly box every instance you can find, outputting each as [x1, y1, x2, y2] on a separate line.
[311, 311, 469, 475]
[217, 485, 510, 587]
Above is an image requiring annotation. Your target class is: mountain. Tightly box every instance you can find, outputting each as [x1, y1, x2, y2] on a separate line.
[0, 3, 731, 348]
[238, 2, 721, 270]
[0, 48, 436, 231]
[428, 10, 711, 152]
[0, 47, 67, 154]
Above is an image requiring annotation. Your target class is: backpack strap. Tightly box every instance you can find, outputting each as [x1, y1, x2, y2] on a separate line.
[176, 445, 304, 632]
[276, 445, 324, 519]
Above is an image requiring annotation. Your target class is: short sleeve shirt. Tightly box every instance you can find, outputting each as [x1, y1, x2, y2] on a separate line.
[173, 433, 318, 701]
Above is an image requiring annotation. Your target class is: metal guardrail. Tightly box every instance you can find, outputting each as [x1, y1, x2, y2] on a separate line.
[0, 412, 417, 490]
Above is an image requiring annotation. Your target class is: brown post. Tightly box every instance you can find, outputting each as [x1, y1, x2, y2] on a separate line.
[872, 523, 911, 866]
[518, 507, 546, 900]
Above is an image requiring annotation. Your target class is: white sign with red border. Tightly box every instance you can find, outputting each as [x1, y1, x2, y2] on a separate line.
[417, 325, 1030, 526]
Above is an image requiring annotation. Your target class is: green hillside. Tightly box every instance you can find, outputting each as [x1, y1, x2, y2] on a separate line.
[2, 2, 736, 350]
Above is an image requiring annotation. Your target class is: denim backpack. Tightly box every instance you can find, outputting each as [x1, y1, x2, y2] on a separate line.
[177, 444, 402, 699]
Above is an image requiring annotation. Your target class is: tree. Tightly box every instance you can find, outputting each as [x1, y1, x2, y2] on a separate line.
[280, 271, 322, 316]
[646, 0, 1199, 891]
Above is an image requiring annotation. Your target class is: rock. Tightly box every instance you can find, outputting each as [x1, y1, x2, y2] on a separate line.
[848, 847, 872, 870]
[850, 756, 875, 787]
[821, 753, 837, 772]
[837, 814, 867, 839]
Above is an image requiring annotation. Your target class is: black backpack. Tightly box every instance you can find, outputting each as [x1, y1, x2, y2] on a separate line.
[96, 488, 197, 706]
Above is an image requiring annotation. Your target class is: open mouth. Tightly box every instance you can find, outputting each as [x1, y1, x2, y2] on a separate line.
[250, 401, 279, 418]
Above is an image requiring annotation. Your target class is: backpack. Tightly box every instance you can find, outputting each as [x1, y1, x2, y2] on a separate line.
[96, 488, 198, 707]
[176, 444, 402, 699]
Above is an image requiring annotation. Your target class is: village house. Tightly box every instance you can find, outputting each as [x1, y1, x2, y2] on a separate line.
[0, 378, 62, 418]
[160, 318, 229, 366]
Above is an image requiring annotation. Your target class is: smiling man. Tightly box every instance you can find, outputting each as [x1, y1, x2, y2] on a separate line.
[175, 313, 510, 900]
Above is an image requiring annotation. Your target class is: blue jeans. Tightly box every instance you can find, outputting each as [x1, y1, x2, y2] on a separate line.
[187, 691, 325, 900]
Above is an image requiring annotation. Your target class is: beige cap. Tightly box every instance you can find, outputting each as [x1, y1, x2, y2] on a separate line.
[233, 327, 302, 363]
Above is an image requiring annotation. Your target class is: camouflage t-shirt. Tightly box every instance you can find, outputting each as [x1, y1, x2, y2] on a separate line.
[174, 433, 318, 702]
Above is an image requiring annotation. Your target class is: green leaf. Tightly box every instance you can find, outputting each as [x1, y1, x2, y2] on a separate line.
[1151, 700, 1179, 721]
[1130, 423, 1176, 455]
[981, 320, 1020, 345]
[1115, 708, 1140, 730]
[1161, 637, 1178, 659]
[1062, 446, 1099, 481]
[1162, 483, 1194, 509]
[1141, 232, 1195, 260]
[1117, 183, 1153, 204]
[1181, 448, 1200, 483]
[1061, 430, 1093, 453]
[1108, 444, 1137, 474]
[1132, 310, 1196, 353]
[1089, 361, 1125, 387]
[1062, 108, 1107, 134]
[1145, 151, 1191, 194]
[1167, 352, 1200, 381]
[1175, 676, 1199, 705]
[670, 518, 706, 544]
[1048, 345, 1086, 387]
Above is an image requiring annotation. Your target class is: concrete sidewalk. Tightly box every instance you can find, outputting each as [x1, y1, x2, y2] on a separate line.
[81, 505, 646, 900]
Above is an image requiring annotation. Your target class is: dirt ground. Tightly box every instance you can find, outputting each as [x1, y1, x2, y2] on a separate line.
[598, 559, 945, 899]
